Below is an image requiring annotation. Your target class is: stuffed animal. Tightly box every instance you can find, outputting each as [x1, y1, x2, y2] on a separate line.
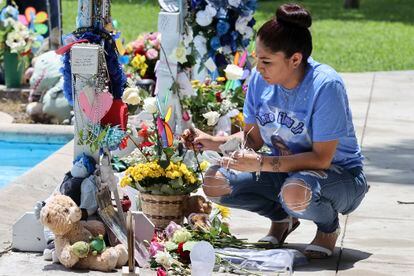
[60, 153, 98, 220]
[26, 50, 72, 123]
[40, 194, 128, 271]
[183, 195, 213, 218]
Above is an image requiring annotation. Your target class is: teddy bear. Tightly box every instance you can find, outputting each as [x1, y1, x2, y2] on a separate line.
[40, 194, 128, 271]
[182, 195, 213, 218]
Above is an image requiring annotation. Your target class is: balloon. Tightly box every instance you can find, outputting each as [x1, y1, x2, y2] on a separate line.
[34, 24, 48, 35]
[18, 14, 28, 26]
[35, 11, 48, 23]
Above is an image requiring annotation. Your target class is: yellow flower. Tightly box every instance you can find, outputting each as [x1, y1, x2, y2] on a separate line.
[131, 54, 146, 69]
[215, 204, 231, 219]
[120, 176, 132, 188]
[216, 77, 226, 82]
[139, 63, 148, 77]
[200, 161, 209, 171]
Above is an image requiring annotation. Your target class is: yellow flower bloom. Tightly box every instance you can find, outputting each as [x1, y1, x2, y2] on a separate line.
[215, 204, 231, 219]
[131, 54, 146, 69]
[216, 77, 226, 82]
[200, 161, 209, 171]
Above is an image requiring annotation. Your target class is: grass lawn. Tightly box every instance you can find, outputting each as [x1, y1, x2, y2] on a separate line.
[61, 0, 414, 72]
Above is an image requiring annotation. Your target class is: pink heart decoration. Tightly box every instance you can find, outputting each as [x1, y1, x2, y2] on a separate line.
[79, 90, 113, 123]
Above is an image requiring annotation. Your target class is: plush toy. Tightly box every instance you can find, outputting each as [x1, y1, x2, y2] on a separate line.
[183, 195, 213, 218]
[60, 153, 98, 219]
[26, 50, 72, 123]
[40, 194, 128, 271]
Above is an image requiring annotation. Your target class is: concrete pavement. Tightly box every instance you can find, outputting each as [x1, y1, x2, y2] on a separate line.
[0, 71, 413, 275]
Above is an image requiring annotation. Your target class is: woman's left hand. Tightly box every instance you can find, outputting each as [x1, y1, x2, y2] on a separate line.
[220, 150, 261, 172]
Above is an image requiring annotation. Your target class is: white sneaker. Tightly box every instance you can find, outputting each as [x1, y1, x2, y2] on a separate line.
[43, 240, 55, 261]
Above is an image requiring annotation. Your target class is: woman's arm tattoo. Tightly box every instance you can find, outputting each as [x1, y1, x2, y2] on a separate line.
[271, 156, 280, 172]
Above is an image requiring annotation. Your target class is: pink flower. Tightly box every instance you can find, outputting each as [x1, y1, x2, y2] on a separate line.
[165, 221, 182, 238]
[149, 241, 165, 257]
[149, 38, 160, 49]
[148, 32, 159, 41]
[157, 268, 167, 276]
[132, 40, 145, 53]
[146, 48, 158, 60]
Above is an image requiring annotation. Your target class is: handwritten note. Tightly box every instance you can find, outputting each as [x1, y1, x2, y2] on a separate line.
[71, 44, 99, 75]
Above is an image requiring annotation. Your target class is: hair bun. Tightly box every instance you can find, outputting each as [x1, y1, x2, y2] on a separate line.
[276, 3, 312, 29]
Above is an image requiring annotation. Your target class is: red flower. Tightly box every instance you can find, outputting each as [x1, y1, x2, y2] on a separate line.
[138, 123, 149, 138]
[139, 141, 154, 148]
[177, 242, 190, 263]
[157, 267, 167, 276]
[215, 92, 223, 102]
[119, 137, 128, 149]
[120, 195, 131, 212]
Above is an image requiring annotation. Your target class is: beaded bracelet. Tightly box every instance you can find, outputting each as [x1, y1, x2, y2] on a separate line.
[256, 154, 264, 182]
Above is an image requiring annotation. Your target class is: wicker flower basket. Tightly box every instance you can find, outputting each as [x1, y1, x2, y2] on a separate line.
[139, 193, 189, 228]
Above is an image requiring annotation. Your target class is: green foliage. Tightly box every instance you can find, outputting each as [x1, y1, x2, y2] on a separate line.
[61, 0, 414, 72]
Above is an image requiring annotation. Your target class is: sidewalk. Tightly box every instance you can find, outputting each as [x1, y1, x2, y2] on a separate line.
[0, 71, 413, 275]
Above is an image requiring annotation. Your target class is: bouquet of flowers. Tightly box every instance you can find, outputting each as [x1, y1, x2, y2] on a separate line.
[0, 5, 40, 64]
[181, 77, 246, 134]
[123, 32, 161, 80]
[183, 0, 257, 69]
[120, 97, 207, 195]
[148, 204, 257, 275]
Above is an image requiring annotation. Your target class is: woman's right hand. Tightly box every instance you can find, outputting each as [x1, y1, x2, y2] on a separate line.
[181, 128, 218, 151]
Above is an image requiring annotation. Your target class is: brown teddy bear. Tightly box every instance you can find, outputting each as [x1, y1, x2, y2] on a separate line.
[183, 195, 213, 218]
[40, 194, 128, 271]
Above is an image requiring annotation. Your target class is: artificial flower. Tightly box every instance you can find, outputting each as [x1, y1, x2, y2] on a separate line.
[195, 10, 213, 27]
[203, 111, 220, 126]
[224, 64, 244, 80]
[217, 20, 230, 36]
[170, 43, 188, 64]
[215, 204, 231, 219]
[154, 250, 175, 269]
[2, 17, 15, 27]
[205, 4, 217, 17]
[131, 54, 146, 69]
[228, 0, 242, 7]
[6, 31, 26, 53]
[149, 242, 165, 257]
[172, 228, 192, 243]
[143, 97, 158, 114]
[177, 242, 190, 263]
[156, 268, 167, 276]
[193, 35, 207, 57]
[146, 48, 158, 60]
[165, 221, 182, 238]
[200, 161, 209, 171]
[122, 87, 141, 105]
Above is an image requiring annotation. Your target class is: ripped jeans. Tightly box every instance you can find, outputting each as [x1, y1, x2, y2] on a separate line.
[205, 165, 368, 233]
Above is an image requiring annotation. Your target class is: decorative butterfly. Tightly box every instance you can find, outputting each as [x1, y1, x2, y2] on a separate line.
[156, 106, 174, 147]
[19, 7, 48, 35]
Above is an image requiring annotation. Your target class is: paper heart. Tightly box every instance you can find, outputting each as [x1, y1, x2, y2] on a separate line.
[79, 90, 113, 123]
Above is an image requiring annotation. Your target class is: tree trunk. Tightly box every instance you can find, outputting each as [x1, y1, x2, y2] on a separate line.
[344, 0, 359, 9]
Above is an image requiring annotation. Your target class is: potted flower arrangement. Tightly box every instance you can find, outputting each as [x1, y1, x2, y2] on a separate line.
[181, 77, 246, 135]
[120, 97, 208, 228]
[0, 5, 40, 88]
[122, 32, 161, 80]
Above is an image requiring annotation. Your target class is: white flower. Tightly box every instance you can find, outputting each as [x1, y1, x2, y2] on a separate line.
[143, 97, 158, 114]
[242, 27, 254, 40]
[224, 64, 244, 80]
[122, 87, 141, 105]
[196, 10, 213, 27]
[6, 31, 26, 53]
[3, 17, 16, 27]
[172, 228, 192, 243]
[205, 4, 217, 17]
[235, 15, 253, 36]
[193, 35, 207, 57]
[220, 99, 236, 114]
[169, 43, 188, 64]
[203, 111, 221, 126]
[228, 0, 241, 7]
[154, 250, 174, 268]
[183, 25, 193, 48]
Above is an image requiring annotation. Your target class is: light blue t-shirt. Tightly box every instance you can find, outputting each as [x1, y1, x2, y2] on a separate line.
[243, 58, 363, 169]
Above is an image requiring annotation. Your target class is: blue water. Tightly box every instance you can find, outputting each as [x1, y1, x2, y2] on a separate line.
[0, 138, 67, 188]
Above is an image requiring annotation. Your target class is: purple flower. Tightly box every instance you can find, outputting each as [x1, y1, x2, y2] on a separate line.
[165, 221, 182, 238]
[149, 242, 165, 257]
[217, 20, 230, 36]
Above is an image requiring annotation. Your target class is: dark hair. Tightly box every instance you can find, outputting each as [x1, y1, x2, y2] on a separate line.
[257, 3, 312, 63]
